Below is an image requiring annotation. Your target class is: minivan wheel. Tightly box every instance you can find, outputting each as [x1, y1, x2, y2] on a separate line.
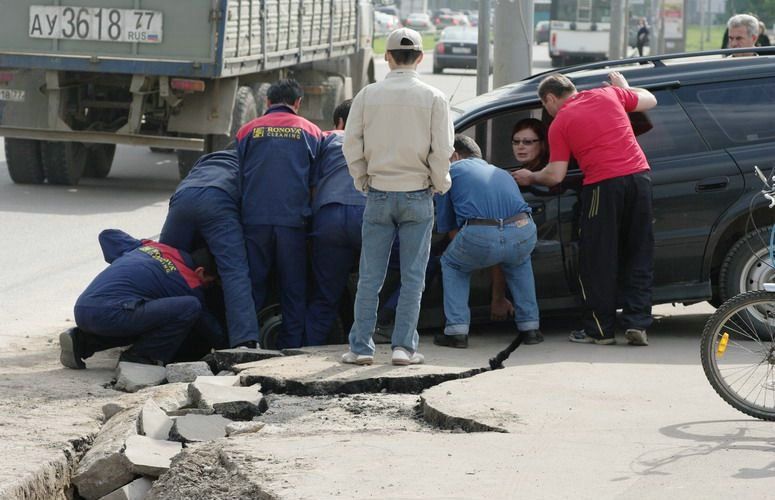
[719, 226, 775, 302]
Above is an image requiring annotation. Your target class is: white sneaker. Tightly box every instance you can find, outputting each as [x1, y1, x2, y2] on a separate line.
[391, 347, 424, 366]
[341, 351, 374, 365]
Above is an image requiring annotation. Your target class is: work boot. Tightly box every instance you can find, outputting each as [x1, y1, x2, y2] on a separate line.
[520, 329, 544, 345]
[59, 327, 86, 369]
[624, 328, 649, 346]
[433, 333, 468, 348]
[118, 350, 164, 366]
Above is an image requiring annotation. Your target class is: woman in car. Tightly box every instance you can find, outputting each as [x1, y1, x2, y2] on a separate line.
[490, 118, 550, 335]
[510, 118, 548, 174]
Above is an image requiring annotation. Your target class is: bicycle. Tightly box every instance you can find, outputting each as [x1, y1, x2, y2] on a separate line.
[700, 166, 775, 421]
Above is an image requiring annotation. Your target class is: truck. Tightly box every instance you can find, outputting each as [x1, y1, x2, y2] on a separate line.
[0, 0, 375, 185]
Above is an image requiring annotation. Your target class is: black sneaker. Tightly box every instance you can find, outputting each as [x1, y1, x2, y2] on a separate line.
[568, 329, 616, 345]
[59, 327, 86, 369]
[118, 350, 164, 366]
[433, 333, 468, 349]
[520, 329, 544, 345]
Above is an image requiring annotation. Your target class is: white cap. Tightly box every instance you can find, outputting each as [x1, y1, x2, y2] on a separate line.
[386, 28, 423, 51]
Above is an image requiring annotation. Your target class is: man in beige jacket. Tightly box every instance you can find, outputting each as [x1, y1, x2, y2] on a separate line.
[342, 28, 454, 366]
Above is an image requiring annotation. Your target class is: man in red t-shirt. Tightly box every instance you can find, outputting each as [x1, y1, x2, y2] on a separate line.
[515, 72, 657, 346]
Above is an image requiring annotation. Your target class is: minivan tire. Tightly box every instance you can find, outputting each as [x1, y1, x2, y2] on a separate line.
[718, 226, 775, 302]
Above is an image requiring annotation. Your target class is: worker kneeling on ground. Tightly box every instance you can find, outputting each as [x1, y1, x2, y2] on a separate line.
[60, 229, 224, 369]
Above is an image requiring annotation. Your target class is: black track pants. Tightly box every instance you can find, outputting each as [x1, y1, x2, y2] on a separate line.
[578, 172, 654, 339]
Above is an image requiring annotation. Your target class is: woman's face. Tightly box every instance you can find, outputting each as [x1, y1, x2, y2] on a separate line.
[512, 128, 542, 166]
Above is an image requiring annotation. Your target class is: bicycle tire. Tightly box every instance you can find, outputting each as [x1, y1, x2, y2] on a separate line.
[700, 290, 775, 421]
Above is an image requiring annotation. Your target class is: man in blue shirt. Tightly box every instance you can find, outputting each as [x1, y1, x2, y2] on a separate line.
[60, 230, 224, 369]
[236, 79, 323, 349]
[435, 136, 541, 348]
[160, 150, 259, 349]
[306, 99, 367, 345]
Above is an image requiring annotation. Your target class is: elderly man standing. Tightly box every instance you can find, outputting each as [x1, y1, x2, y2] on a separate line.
[726, 14, 760, 57]
[515, 72, 657, 346]
[342, 28, 454, 366]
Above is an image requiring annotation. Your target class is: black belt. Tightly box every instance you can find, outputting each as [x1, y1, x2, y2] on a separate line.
[466, 212, 531, 227]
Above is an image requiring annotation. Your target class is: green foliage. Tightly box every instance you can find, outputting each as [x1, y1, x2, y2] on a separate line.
[685, 24, 728, 52]
[727, 0, 775, 26]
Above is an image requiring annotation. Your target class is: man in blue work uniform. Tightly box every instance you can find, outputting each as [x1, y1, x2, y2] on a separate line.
[305, 99, 366, 345]
[159, 149, 259, 349]
[59, 229, 223, 369]
[435, 135, 541, 348]
[236, 79, 322, 349]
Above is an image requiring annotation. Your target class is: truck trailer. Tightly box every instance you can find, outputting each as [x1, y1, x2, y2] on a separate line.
[0, 0, 375, 184]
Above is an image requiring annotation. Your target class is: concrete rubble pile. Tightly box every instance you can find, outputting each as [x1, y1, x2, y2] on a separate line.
[71, 352, 272, 500]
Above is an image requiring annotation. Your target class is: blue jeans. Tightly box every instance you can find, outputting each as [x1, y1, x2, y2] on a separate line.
[160, 187, 259, 347]
[306, 203, 364, 346]
[349, 188, 434, 356]
[441, 220, 539, 335]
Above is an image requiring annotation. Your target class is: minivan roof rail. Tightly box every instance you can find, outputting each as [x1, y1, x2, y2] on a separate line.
[530, 46, 775, 81]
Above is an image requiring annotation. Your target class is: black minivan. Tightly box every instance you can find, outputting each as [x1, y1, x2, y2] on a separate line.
[412, 48, 775, 331]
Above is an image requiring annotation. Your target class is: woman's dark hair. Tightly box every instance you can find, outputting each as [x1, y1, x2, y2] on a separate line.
[511, 118, 549, 170]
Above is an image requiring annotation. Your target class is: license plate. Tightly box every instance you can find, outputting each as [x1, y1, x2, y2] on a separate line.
[0, 89, 25, 102]
[29, 6, 163, 43]
[451, 47, 472, 54]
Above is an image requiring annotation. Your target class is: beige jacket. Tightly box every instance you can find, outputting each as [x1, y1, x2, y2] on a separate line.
[343, 69, 454, 194]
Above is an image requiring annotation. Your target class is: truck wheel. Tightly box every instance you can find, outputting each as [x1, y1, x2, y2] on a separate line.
[83, 144, 116, 179]
[232, 86, 258, 137]
[252, 83, 271, 117]
[176, 149, 201, 179]
[718, 226, 775, 301]
[41, 141, 87, 186]
[4, 138, 45, 184]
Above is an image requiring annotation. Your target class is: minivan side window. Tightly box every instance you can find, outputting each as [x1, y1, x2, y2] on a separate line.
[676, 78, 775, 149]
[635, 90, 707, 159]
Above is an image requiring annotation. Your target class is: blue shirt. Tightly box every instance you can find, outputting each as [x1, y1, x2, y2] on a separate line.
[177, 150, 240, 203]
[236, 105, 323, 227]
[76, 229, 206, 308]
[312, 130, 366, 211]
[435, 158, 531, 233]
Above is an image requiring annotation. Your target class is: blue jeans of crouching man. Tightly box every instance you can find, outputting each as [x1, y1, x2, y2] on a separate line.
[441, 221, 539, 335]
[348, 188, 434, 356]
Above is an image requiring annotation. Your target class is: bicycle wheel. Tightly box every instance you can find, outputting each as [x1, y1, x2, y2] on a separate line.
[700, 290, 775, 420]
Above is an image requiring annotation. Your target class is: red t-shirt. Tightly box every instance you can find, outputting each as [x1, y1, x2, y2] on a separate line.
[548, 86, 650, 185]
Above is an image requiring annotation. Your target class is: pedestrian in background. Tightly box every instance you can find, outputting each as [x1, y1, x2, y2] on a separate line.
[636, 18, 649, 57]
[515, 72, 657, 346]
[305, 99, 366, 346]
[236, 79, 322, 349]
[342, 27, 454, 366]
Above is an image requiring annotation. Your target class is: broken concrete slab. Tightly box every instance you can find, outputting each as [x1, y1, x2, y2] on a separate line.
[102, 403, 124, 422]
[140, 399, 173, 440]
[114, 362, 167, 393]
[124, 434, 182, 477]
[98, 477, 153, 500]
[165, 362, 213, 384]
[189, 381, 267, 420]
[202, 348, 284, 373]
[169, 414, 231, 443]
[72, 407, 139, 500]
[237, 353, 484, 395]
[166, 408, 214, 417]
[192, 375, 240, 387]
[225, 421, 265, 437]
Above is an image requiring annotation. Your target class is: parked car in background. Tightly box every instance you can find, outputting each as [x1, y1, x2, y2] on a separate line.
[375, 11, 402, 35]
[535, 20, 550, 44]
[403, 12, 435, 33]
[434, 12, 470, 29]
[376, 5, 400, 18]
[433, 26, 489, 73]
[463, 10, 479, 26]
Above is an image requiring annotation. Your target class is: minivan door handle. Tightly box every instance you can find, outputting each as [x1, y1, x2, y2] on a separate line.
[696, 176, 729, 192]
